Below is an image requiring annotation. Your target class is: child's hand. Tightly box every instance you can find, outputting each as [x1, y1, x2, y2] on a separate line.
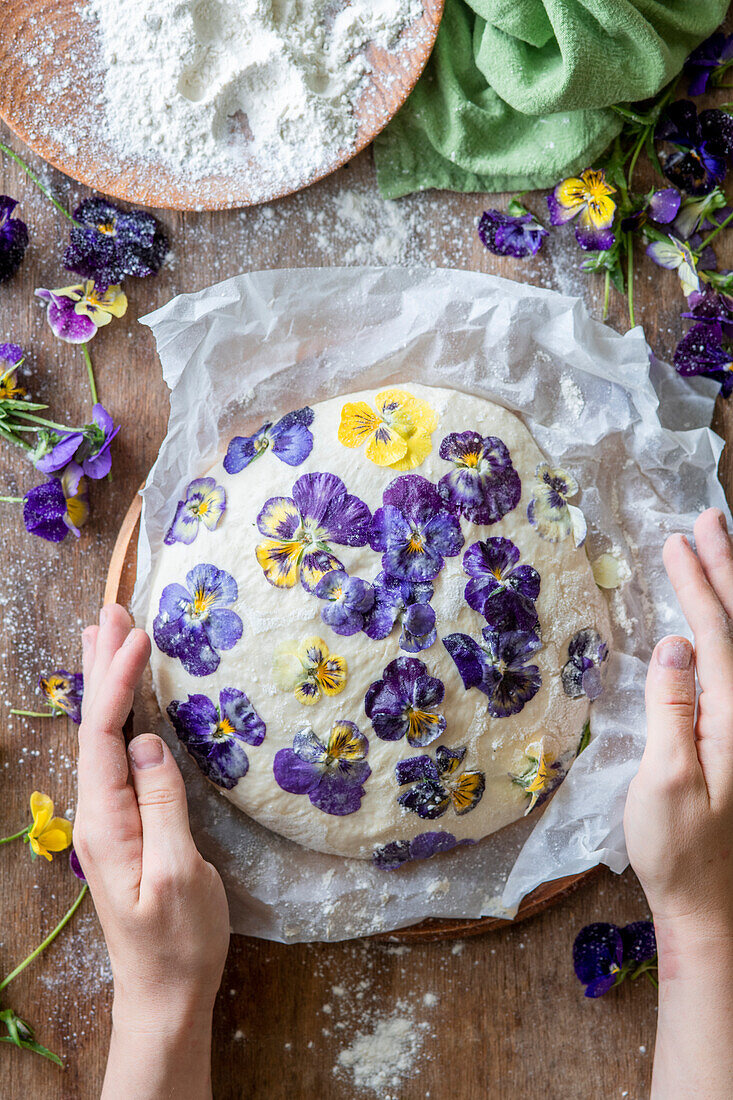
[74, 604, 229, 1099]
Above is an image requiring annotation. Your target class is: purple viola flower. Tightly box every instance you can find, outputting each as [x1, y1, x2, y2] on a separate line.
[35, 282, 127, 344]
[372, 830, 475, 870]
[23, 467, 89, 543]
[370, 474, 463, 583]
[395, 745, 485, 820]
[573, 923, 624, 998]
[0, 197, 29, 283]
[620, 188, 681, 232]
[438, 431, 521, 526]
[167, 688, 265, 790]
[477, 208, 548, 258]
[364, 572, 436, 653]
[674, 322, 733, 396]
[364, 657, 446, 748]
[64, 198, 168, 290]
[462, 537, 540, 632]
[620, 921, 657, 963]
[646, 236, 700, 298]
[443, 627, 542, 718]
[256, 471, 371, 592]
[685, 31, 733, 97]
[39, 670, 84, 723]
[655, 101, 729, 196]
[153, 563, 243, 677]
[313, 570, 375, 636]
[0, 343, 26, 401]
[69, 847, 86, 881]
[164, 477, 227, 546]
[35, 404, 120, 481]
[561, 629, 608, 701]
[273, 720, 370, 816]
[682, 286, 733, 332]
[224, 407, 315, 474]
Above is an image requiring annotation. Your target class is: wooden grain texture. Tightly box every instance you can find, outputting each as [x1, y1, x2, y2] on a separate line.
[0, 90, 731, 1100]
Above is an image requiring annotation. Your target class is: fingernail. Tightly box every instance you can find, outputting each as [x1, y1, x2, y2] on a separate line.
[100, 606, 109, 625]
[657, 637, 693, 670]
[128, 737, 164, 770]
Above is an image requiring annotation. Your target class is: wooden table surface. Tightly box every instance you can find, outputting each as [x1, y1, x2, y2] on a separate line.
[1, 93, 731, 1099]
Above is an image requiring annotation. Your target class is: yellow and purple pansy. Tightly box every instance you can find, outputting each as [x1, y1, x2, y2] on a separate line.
[463, 537, 540, 633]
[372, 830, 476, 870]
[35, 280, 128, 343]
[255, 471, 371, 592]
[511, 743, 564, 814]
[561, 628, 608, 700]
[164, 477, 227, 546]
[438, 431, 521, 525]
[443, 627, 542, 718]
[0, 343, 26, 400]
[526, 463, 586, 546]
[395, 745, 485, 820]
[272, 635, 347, 705]
[224, 407, 315, 474]
[167, 687, 265, 790]
[153, 563, 243, 677]
[337, 388, 437, 471]
[273, 720, 371, 815]
[369, 474, 463, 583]
[313, 570, 375, 636]
[23, 467, 89, 543]
[363, 572, 436, 653]
[39, 671, 84, 725]
[547, 168, 616, 250]
[364, 656, 446, 748]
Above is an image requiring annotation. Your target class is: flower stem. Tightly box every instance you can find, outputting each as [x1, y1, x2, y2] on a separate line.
[602, 269, 611, 321]
[0, 142, 80, 227]
[81, 344, 98, 405]
[626, 232, 635, 328]
[0, 495, 24, 503]
[697, 208, 733, 253]
[11, 412, 77, 432]
[627, 132, 646, 189]
[9, 709, 57, 718]
[0, 884, 87, 994]
[0, 827, 29, 844]
[0, 427, 32, 451]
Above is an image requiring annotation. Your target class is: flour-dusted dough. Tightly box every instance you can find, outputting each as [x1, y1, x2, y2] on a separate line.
[147, 385, 611, 861]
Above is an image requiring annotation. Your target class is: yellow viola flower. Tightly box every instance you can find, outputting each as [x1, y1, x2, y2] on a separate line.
[337, 389, 437, 470]
[27, 791, 73, 861]
[549, 168, 616, 249]
[512, 742, 563, 815]
[272, 636, 347, 705]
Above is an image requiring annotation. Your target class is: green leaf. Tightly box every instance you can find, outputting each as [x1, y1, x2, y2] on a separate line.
[0, 1008, 63, 1066]
[577, 720, 591, 756]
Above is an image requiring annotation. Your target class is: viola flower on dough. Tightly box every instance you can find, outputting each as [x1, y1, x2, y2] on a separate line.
[463, 537, 540, 632]
[370, 474, 463, 583]
[272, 636, 347, 705]
[364, 572, 436, 653]
[337, 389, 437, 471]
[511, 743, 564, 814]
[255, 471, 371, 592]
[153, 563, 243, 677]
[39, 671, 84, 724]
[164, 477, 227, 546]
[64, 198, 169, 289]
[526, 463, 586, 546]
[23, 467, 89, 543]
[561, 628, 608, 701]
[364, 657, 446, 748]
[0, 196, 29, 283]
[36, 281, 128, 343]
[273, 721, 371, 816]
[395, 745, 485, 820]
[438, 432, 521, 525]
[167, 688, 265, 790]
[313, 570, 375, 636]
[373, 830, 475, 870]
[0, 343, 26, 401]
[224, 407, 315, 474]
[547, 168, 616, 250]
[443, 627, 542, 718]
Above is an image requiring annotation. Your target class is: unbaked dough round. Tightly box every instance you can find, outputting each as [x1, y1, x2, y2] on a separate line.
[147, 385, 611, 864]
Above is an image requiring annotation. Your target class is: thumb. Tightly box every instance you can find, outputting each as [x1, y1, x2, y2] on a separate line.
[642, 635, 698, 774]
[127, 735, 197, 871]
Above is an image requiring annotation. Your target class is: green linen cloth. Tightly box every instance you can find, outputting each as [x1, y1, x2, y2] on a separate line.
[374, 0, 731, 198]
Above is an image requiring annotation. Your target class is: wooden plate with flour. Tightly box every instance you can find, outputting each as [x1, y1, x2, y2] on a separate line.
[0, 0, 443, 211]
[106, 492, 597, 942]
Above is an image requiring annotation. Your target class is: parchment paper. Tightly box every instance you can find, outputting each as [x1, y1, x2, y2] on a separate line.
[133, 266, 728, 942]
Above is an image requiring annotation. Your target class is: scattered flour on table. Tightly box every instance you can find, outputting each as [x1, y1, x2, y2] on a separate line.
[335, 1000, 429, 1095]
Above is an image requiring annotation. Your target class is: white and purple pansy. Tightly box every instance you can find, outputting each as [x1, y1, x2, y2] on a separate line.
[223, 407, 315, 474]
[395, 745, 485, 820]
[369, 474, 463, 583]
[313, 570, 375, 636]
[443, 627, 542, 718]
[255, 472, 372, 592]
[364, 656, 446, 748]
[164, 477, 226, 546]
[561, 629, 608, 700]
[363, 572, 436, 653]
[153, 563, 243, 677]
[372, 830, 476, 870]
[167, 688, 265, 790]
[273, 721, 371, 816]
[438, 432, 521, 525]
[463, 537, 540, 633]
[527, 463, 586, 546]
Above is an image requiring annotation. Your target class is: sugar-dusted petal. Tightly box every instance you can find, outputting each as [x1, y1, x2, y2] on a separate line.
[338, 401, 381, 447]
[388, 429, 433, 472]
[256, 538, 302, 588]
[300, 549, 344, 592]
[205, 608, 243, 653]
[449, 772, 486, 815]
[365, 424, 409, 466]
[442, 633, 487, 690]
[405, 708, 445, 748]
[321, 489, 372, 547]
[398, 780, 450, 819]
[310, 763, 370, 815]
[273, 747, 319, 796]
[327, 720, 368, 761]
[315, 654, 347, 697]
[272, 642, 304, 692]
[256, 496, 301, 540]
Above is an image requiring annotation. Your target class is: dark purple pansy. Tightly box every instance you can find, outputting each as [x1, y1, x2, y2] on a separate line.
[69, 847, 86, 881]
[462, 537, 540, 632]
[164, 477, 227, 546]
[685, 31, 733, 97]
[364, 656, 446, 748]
[561, 629, 608, 700]
[443, 627, 542, 718]
[477, 209, 548, 258]
[674, 321, 733, 396]
[64, 198, 168, 290]
[372, 830, 475, 870]
[620, 188, 681, 232]
[438, 431, 521, 526]
[273, 720, 370, 816]
[153, 563, 243, 677]
[370, 474, 463, 583]
[0, 196, 29, 283]
[363, 572, 436, 653]
[167, 688, 265, 789]
[395, 745, 485, 820]
[224, 407, 315, 474]
[573, 923, 624, 998]
[682, 286, 733, 333]
[313, 569, 375, 636]
[621, 921, 657, 963]
[23, 468, 89, 543]
[655, 100, 729, 196]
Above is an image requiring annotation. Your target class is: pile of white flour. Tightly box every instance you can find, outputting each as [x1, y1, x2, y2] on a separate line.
[85, 0, 421, 194]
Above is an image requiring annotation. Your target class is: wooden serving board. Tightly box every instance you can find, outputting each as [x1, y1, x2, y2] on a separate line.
[107, 492, 597, 940]
[0, 0, 444, 211]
